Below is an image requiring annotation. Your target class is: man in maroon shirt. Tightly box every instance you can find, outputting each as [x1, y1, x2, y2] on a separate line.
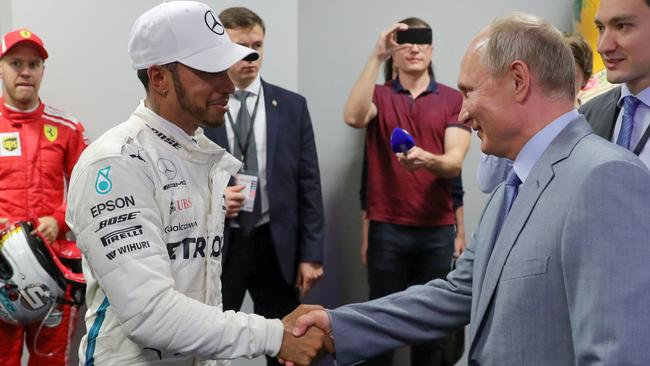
[343, 17, 470, 366]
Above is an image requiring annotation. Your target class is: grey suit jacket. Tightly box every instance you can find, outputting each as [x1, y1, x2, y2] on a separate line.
[330, 117, 650, 366]
[580, 86, 621, 140]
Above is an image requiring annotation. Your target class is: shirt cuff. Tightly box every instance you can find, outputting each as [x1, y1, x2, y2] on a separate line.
[265, 318, 284, 357]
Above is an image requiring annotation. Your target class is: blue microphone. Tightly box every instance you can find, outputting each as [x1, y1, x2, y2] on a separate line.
[390, 127, 415, 153]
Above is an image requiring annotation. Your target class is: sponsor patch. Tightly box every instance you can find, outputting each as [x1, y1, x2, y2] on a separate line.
[146, 124, 182, 149]
[157, 158, 177, 179]
[90, 196, 136, 218]
[175, 198, 193, 211]
[129, 150, 146, 162]
[95, 211, 140, 232]
[0, 132, 21, 157]
[106, 240, 151, 260]
[164, 221, 198, 233]
[100, 225, 143, 247]
[44, 124, 58, 142]
[163, 180, 187, 190]
[95, 166, 113, 195]
[166, 236, 222, 260]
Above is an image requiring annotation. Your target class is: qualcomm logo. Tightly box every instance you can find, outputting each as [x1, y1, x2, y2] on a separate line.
[95, 166, 112, 195]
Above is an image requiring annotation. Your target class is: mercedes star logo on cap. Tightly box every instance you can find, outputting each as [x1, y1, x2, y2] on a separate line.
[204, 11, 225, 35]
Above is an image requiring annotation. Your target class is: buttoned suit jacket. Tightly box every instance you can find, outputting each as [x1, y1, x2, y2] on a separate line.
[329, 117, 650, 366]
[579, 86, 622, 140]
[204, 80, 324, 284]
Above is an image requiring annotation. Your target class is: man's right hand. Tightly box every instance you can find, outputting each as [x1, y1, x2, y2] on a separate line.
[224, 185, 246, 218]
[373, 23, 409, 61]
[279, 305, 335, 366]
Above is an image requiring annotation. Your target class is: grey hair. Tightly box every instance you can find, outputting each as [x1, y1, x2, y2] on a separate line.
[481, 12, 576, 100]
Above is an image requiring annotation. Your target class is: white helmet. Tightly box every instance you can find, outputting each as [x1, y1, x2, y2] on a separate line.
[0, 221, 83, 325]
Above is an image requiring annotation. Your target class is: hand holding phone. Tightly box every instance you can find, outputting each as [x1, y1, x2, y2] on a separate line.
[395, 28, 432, 45]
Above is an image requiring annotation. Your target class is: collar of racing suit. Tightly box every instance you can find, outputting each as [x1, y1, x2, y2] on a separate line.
[133, 100, 242, 172]
[0, 98, 44, 125]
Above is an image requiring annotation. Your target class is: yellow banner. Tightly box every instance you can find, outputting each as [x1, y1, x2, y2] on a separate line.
[574, 0, 615, 102]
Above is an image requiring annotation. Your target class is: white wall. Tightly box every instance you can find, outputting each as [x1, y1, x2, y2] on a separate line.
[6, 1, 573, 365]
[8, 0, 298, 140]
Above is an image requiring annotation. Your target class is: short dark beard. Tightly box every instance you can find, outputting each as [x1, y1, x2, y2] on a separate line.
[168, 64, 225, 129]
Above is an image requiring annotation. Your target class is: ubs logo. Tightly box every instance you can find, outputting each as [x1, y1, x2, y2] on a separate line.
[204, 11, 225, 35]
[157, 158, 177, 180]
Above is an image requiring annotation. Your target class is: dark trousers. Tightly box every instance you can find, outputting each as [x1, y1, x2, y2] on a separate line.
[221, 224, 300, 366]
[364, 221, 456, 366]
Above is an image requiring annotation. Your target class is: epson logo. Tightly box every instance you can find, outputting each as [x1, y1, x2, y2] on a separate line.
[163, 180, 187, 190]
[96, 211, 140, 232]
[164, 221, 198, 233]
[146, 124, 182, 149]
[166, 236, 222, 260]
[100, 225, 143, 247]
[106, 240, 151, 260]
[90, 196, 136, 218]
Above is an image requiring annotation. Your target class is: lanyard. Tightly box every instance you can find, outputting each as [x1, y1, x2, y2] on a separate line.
[633, 124, 650, 156]
[226, 85, 262, 168]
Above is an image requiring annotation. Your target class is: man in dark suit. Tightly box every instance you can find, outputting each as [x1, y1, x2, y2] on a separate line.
[580, 0, 650, 167]
[203, 7, 324, 366]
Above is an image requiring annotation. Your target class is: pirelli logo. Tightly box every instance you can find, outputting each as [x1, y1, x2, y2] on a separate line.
[100, 225, 143, 247]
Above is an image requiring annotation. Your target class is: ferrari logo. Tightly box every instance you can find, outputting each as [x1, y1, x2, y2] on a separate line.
[19, 30, 32, 39]
[44, 125, 58, 142]
[2, 136, 18, 151]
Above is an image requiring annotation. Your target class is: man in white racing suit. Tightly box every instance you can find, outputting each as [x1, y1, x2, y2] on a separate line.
[65, 2, 328, 365]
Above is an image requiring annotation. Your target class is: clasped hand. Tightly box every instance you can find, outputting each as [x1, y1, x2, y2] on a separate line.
[277, 305, 335, 366]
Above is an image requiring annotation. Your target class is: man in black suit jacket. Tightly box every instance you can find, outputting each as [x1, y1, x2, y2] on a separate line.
[580, 0, 650, 167]
[203, 8, 325, 366]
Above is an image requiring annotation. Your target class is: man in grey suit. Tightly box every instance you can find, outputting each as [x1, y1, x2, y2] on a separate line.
[281, 12, 650, 366]
[580, 0, 650, 168]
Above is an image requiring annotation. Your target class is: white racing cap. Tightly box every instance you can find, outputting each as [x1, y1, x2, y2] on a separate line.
[128, 1, 258, 72]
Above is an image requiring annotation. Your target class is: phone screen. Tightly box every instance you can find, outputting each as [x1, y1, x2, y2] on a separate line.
[396, 28, 432, 45]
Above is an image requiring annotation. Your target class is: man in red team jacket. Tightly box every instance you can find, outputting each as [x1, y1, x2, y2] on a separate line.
[0, 28, 87, 366]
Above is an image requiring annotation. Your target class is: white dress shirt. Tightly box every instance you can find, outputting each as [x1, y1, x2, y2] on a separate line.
[513, 109, 579, 183]
[226, 76, 270, 226]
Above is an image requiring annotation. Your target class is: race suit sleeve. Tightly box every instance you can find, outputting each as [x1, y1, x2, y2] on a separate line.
[52, 121, 88, 237]
[67, 153, 283, 360]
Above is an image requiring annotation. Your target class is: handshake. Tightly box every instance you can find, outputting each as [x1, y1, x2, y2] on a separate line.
[276, 305, 335, 366]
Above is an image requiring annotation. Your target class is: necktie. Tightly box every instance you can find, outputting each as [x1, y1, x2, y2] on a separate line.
[616, 95, 640, 150]
[232, 90, 261, 230]
[503, 168, 521, 217]
[495, 168, 521, 237]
